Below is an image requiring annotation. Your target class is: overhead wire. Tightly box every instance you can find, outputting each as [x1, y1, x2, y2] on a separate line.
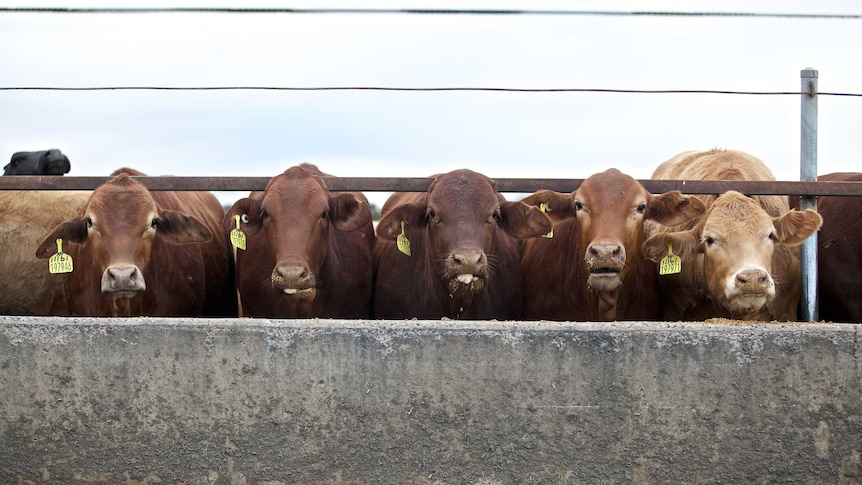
[0, 7, 860, 19]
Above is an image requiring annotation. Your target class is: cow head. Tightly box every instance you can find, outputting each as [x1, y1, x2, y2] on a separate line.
[223, 165, 370, 304]
[4, 149, 70, 176]
[522, 169, 705, 292]
[35, 173, 212, 315]
[642, 191, 823, 316]
[377, 169, 552, 297]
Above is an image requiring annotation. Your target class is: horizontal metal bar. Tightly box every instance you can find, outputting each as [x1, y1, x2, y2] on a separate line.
[1, 176, 862, 196]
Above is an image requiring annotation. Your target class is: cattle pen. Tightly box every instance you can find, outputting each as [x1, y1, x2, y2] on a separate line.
[1, 171, 861, 484]
[3, 58, 862, 484]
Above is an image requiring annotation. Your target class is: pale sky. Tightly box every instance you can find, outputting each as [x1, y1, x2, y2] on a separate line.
[1, 1, 859, 207]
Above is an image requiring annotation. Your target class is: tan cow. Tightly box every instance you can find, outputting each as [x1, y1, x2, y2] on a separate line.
[642, 149, 822, 321]
[0, 190, 90, 315]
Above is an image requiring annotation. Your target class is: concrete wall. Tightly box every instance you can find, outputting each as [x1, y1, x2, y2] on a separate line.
[0, 316, 859, 485]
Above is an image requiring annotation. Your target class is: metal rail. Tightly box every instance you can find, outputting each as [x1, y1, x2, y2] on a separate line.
[0, 175, 859, 196]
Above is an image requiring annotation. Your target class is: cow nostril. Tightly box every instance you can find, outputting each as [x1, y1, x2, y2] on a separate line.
[588, 243, 623, 262]
[736, 270, 770, 286]
[276, 264, 310, 282]
[451, 250, 485, 269]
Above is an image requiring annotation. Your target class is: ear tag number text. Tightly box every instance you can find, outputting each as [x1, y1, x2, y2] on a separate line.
[659, 242, 681, 275]
[49, 238, 74, 274]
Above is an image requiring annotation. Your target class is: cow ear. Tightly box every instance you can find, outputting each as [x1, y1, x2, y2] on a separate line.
[646, 191, 705, 226]
[772, 209, 823, 245]
[330, 193, 372, 232]
[498, 201, 553, 239]
[36, 218, 88, 258]
[224, 198, 263, 236]
[642, 230, 700, 263]
[376, 202, 427, 241]
[520, 190, 577, 223]
[155, 210, 212, 244]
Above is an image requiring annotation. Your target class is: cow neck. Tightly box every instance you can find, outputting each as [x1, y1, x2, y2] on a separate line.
[596, 290, 620, 321]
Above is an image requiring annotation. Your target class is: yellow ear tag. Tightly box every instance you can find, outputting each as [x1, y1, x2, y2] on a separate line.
[230, 214, 247, 250]
[396, 220, 411, 256]
[659, 242, 681, 275]
[539, 203, 553, 238]
[48, 238, 73, 274]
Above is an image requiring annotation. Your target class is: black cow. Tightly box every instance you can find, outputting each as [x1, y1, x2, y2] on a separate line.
[4, 149, 71, 175]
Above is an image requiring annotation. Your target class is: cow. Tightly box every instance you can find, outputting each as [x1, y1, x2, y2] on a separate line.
[519, 168, 705, 321]
[35, 168, 235, 317]
[0, 190, 90, 315]
[373, 168, 553, 320]
[4, 149, 71, 175]
[799, 172, 862, 323]
[642, 149, 823, 321]
[223, 164, 374, 318]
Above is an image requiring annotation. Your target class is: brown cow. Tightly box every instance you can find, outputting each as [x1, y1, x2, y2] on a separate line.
[519, 168, 704, 321]
[223, 164, 374, 318]
[801, 172, 862, 322]
[35, 168, 234, 317]
[373, 169, 552, 319]
[0, 190, 90, 315]
[642, 149, 822, 321]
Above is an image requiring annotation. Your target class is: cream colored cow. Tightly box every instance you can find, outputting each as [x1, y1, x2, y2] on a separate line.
[643, 149, 822, 321]
[0, 190, 90, 315]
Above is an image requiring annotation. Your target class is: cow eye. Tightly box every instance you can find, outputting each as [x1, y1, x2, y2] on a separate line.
[703, 236, 715, 246]
[86, 217, 93, 229]
[492, 210, 502, 223]
[320, 210, 330, 222]
[426, 209, 437, 221]
[768, 232, 777, 241]
[574, 201, 584, 211]
[636, 203, 647, 214]
[150, 218, 158, 229]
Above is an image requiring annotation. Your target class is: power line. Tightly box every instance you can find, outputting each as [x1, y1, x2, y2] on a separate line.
[2, 86, 861, 97]
[0, 7, 860, 19]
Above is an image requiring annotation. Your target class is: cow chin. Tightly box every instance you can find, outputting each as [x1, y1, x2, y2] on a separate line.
[107, 290, 141, 300]
[588, 272, 622, 292]
[448, 273, 487, 294]
[724, 293, 769, 314]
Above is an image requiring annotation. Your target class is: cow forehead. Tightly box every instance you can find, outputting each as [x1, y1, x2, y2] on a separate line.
[87, 178, 158, 225]
[262, 175, 330, 213]
[704, 192, 773, 235]
[428, 174, 500, 214]
[578, 169, 647, 208]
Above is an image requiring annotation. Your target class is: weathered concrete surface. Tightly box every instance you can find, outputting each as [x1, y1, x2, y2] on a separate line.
[0, 317, 859, 485]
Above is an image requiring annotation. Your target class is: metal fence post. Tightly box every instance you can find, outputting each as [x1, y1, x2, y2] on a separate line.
[800, 68, 818, 321]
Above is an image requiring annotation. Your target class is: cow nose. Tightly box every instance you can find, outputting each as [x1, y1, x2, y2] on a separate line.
[274, 264, 312, 285]
[735, 269, 771, 288]
[588, 243, 624, 265]
[101, 264, 146, 294]
[450, 249, 486, 272]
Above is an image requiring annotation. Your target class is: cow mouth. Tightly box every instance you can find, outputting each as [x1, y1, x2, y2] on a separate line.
[587, 267, 623, 291]
[726, 293, 769, 312]
[106, 290, 141, 299]
[448, 273, 486, 293]
[280, 286, 317, 302]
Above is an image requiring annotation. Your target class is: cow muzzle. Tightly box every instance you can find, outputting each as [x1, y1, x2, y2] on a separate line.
[101, 264, 146, 298]
[586, 242, 625, 291]
[272, 263, 317, 302]
[446, 248, 488, 293]
[725, 268, 775, 312]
